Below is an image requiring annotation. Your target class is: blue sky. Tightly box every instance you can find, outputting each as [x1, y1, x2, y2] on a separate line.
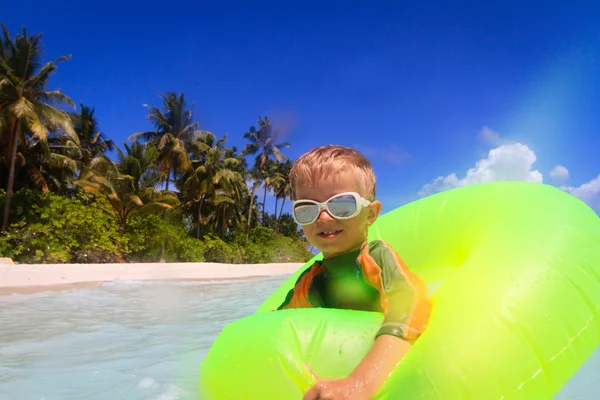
[5, 0, 600, 214]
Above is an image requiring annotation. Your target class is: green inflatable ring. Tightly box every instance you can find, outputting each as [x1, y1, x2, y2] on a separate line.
[199, 181, 600, 399]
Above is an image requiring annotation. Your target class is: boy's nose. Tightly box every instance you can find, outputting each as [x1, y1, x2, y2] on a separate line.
[317, 208, 334, 221]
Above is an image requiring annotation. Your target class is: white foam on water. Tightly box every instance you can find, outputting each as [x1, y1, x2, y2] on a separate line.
[153, 384, 184, 400]
[100, 274, 289, 287]
[101, 279, 147, 286]
[137, 377, 160, 389]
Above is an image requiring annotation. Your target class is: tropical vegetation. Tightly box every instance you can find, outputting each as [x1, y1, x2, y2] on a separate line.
[0, 24, 312, 264]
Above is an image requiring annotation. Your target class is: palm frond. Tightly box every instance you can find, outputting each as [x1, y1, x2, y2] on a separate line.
[0, 76, 11, 92]
[0, 56, 19, 83]
[188, 140, 212, 155]
[211, 195, 235, 205]
[25, 61, 57, 91]
[46, 153, 77, 172]
[26, 109, 49, 138]
[9, 96, 34, 118]
[23, 162, 48, 192]
[242, 130, 259, 143]
[275, 142, 291, 149]
[145, 105, 171, 130]
[127, 130, 158, 142]
[180, 121, 201, 136]
[139, 171, 163, 189]
[157, 132, 175, 150]
[223, 157, 240, 168]
[126, 194, 144, 207]
[37, 90, 75, 108]
[241, 143, 259, 156]
[175, 145, 191, 170]
[270, 146, 288, 162]
[35, 102, 76, 140]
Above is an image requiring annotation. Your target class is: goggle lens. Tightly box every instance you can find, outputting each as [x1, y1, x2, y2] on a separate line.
[327, 194, 358, 217]
[293, 203, 320, 224]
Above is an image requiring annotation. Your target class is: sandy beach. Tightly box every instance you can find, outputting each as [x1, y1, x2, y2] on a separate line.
[0, 261, 304, 296]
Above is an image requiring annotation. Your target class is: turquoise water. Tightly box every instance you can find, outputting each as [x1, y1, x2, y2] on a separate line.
[0, 276, 287, 400]
[1, 275, 598, 400]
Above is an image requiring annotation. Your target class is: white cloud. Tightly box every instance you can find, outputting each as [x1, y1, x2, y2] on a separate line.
[417, 129, 599, 212]
[477, 126, 503, 147]
[418, 143, 543, 197]
[549, 164, 569, 184]
[560, 175, 600, 209]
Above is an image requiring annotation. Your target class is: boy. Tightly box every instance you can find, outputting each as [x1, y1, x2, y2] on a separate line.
[277, 145, 431, 400]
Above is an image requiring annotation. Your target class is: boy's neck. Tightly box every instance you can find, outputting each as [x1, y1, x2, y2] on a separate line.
[321, 241, 367, 260]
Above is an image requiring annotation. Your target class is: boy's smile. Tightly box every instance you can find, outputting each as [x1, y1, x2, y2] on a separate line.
[317, 230, 342, 239]
[295, 170, 381, 259]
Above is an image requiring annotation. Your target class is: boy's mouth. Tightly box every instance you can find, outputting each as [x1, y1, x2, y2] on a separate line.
[317, 230, 342, 239]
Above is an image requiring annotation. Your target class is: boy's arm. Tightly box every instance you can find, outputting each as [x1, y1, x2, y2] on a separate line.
[304, 241, 431, 400]
[349, 334, 412, 395]
[304, 334, 411, 400]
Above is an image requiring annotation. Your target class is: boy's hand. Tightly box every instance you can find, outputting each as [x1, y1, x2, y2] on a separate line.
[303, 365, 369, 400]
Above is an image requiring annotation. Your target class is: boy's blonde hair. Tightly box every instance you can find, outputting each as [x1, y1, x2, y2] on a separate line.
[290, 145, 376, 201]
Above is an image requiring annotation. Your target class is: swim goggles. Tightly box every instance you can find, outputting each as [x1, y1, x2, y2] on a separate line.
[292, 192, 372, 226]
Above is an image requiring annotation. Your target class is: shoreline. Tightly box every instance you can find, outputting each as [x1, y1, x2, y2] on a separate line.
[0, 262, 304, 296]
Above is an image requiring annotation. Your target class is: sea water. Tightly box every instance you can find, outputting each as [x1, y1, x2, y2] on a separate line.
[0, 276, 286, 400]
[0, 276, 598, 400]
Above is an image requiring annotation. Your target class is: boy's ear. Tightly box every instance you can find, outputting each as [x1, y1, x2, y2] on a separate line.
[367, 200, 382, 226]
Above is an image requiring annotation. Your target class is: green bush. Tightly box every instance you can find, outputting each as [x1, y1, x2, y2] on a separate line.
[124, 214, 205, 262]
[224, 226, 313, 264]
[202, 233, 242, 263]
[0, 189, 123, 263]
[0, 190, 312, 264]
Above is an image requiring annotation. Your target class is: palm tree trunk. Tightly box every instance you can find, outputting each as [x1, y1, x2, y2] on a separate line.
[196, 196, 204, 239]
[262, 184, 267, 225]
[246, 186, 258, 241]
[164, 166, 171, 192]
[275, 195, 286, 232]
[2, 118, 19, 232]
[278, 195, 287, 220]
[160, 166, 171, 262]
[221, 207, 226, 238]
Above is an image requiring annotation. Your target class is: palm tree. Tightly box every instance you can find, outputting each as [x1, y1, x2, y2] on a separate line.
[242, 117, 291, 169]
[183, 132, 243, 238]
[0, 24, 76, 231]
[223, 145, 248, 175]
[241, 116, 290, 224]
[128, 92, 204, 192]
[71, 104, 114, 171]
[116, 142, 162, 192]
[205, 179, 246, 238]
[75, 144, 178, 234]
[16, 130, 78, 195]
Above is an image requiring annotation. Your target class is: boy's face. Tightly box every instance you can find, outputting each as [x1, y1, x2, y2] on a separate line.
[295, 170, 382, 259]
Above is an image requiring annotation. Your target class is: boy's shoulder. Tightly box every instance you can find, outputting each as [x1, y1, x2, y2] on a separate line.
[361, 239, 396, 258]
[359, 239, 404, 275]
